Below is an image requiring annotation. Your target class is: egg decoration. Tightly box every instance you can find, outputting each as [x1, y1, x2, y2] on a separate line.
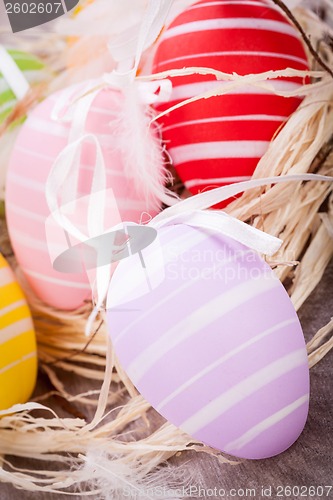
[6, 82, 164, 310]
[106, 223, 309, 459]
[0, 48, 51, 206]
[153, 0, 309, 202]
[0, 48, 49, 126]
[0, 253, 37, 411]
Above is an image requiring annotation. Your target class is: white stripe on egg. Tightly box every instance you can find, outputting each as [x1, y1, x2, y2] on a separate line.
[0, 318, 34, 344]
[7, 170, 150, 211]
[0, 299, 27, 318]
[185, 176, 252, 188]
[157, 51, 309, 69]
[156, 317, 299, 411]
[0, 351, 37, 375]
[169, 141, 270, 163]
[162, 18, 302, 41]
[27, 116, 121, 148]
[113, 247, 254, 344]
[9, 229, 65, 254]
[108, 225, 213, 307]
[171, 81, 302, 101]
[6, 203, 49, 223]
[23, 269, 92, 289]
[0, 267, 14, 287]
[126, 277, 280, 383]
[224, 394, 309, 453]
[181, 348, 307, 435]
[188, 1, 282, 11]
[163, 115, 288, 132]
[10, 146, 145, 179]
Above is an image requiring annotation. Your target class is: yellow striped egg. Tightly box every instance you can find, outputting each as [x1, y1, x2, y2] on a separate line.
[0, 253, 37, 410]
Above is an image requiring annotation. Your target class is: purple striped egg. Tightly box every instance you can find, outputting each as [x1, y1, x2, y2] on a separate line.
[106, 223, 309, 459]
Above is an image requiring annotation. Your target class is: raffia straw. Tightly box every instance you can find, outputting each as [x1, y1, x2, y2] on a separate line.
[308, 334, 333, 369]
[0, 3, 333, 496]
[307, 318, 333, 350]
[0, 85, 47, 137]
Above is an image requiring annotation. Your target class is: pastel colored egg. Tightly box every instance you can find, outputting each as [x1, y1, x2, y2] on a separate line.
[106, 224, 309, 459]
[0, 49, 50, 208]
[0, 253, 37, 411]
[6, 83, 163, 310]
[0, 127, 20, 204]
[0, 48, 49, 126]
[153, 0, 309, 203]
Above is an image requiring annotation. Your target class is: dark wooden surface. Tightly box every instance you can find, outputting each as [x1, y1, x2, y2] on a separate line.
[0, 261, 332, 500]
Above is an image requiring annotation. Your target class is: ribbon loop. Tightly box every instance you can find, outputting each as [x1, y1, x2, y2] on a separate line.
[151, 210, 282, 257]
[45, 133, 107, 243]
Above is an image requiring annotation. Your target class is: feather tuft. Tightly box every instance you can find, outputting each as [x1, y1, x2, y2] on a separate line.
[77, 449, 199, 499]
[110, 84, 179, 212]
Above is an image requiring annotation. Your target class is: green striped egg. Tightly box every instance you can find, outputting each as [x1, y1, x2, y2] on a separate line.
[0, 49, 49, 125]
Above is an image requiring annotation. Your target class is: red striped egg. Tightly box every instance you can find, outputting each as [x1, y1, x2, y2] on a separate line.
[153, 0, 309, 203]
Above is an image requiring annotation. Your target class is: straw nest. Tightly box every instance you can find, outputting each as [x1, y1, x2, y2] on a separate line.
[0, 1, 332, 496]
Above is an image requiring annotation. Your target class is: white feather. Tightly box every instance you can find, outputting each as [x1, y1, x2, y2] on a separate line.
[78, 450, 198, 499]
[110, 84, 179, 211]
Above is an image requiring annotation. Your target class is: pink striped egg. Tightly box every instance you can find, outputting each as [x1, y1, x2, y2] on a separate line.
[6, 83, 162, 310]
[107, 224, 309, 459]
[153, 0, 309, 204]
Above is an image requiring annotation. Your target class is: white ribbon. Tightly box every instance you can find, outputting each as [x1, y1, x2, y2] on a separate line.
[148, 173, 333, 251]
[144, 172, 332, 257]
[45, 133, 107, 243]
[152, 174, 333, 221]
[0, 45, 30, 100]
[151, 209, 282, 256]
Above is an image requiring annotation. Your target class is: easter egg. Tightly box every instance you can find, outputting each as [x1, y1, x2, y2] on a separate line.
[6, 83, 163, 310]
[0, 49, 49, 126]
[0, 253, 37, 411]
[0, 49, 50, 208]
[106, 224, 309, 459]
[0, 127, 20, 205]
[153, 0, 309, 201]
